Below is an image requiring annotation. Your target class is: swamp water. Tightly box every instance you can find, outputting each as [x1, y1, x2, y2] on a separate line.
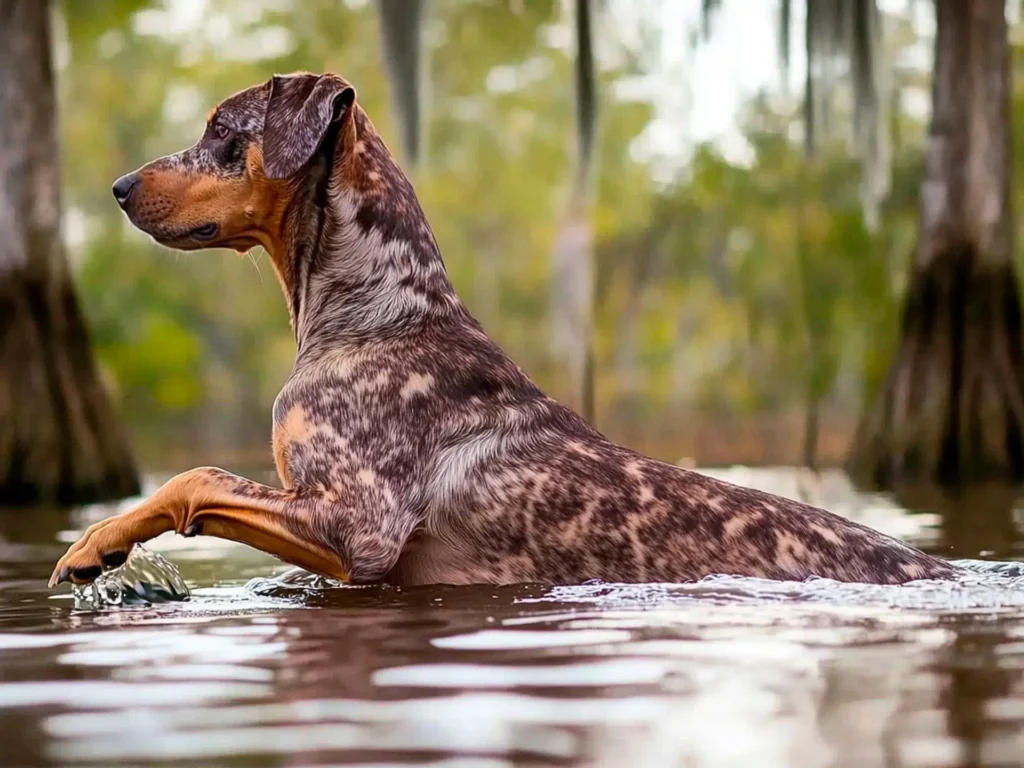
[1, 467, 1024, 767]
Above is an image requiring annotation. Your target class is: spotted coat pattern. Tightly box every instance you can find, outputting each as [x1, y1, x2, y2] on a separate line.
[51, 72, 956, 589]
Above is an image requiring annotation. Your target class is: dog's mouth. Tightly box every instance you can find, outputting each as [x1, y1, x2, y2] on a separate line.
[190, 223, 220, 241]
[143, 222, 221, 249]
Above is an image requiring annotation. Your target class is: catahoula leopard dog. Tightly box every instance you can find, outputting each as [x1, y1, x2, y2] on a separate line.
[50, 72, 955, 589]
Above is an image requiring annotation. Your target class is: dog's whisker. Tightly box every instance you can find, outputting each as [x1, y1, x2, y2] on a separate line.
[248, 248, 265, 285]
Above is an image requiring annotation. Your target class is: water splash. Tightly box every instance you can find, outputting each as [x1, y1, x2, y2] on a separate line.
[71, 545, 189, 609]
[244, 566, 346, 597]
[518, 562, 1024, 614]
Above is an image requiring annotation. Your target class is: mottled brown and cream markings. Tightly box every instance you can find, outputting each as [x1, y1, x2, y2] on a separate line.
[52, 72, 959, 590]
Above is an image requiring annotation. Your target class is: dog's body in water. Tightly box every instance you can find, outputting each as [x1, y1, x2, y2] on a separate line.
[51, 73, 955, 589]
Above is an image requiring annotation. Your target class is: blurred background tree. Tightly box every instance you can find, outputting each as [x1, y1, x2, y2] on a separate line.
[846, 2, 1024, 551]
[0, 0, 139, 506]
[10, 0, 1024, 548]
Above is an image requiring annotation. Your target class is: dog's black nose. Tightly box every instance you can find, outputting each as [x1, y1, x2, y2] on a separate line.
[112, 173, 139, 208]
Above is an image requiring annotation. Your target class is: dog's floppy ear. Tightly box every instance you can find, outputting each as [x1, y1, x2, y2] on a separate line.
[263, 73, 356, 180]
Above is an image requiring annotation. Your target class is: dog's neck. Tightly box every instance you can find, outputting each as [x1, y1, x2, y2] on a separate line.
[272, 108, 464, 358]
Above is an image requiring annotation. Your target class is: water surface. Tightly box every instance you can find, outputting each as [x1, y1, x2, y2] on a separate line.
[2, 468, 1024, 767]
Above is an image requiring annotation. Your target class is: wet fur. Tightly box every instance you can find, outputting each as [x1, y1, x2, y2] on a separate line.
[51, 73, 955, 588]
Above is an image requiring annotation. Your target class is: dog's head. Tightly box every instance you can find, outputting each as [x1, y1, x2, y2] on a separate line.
[112, 72, 357, 253]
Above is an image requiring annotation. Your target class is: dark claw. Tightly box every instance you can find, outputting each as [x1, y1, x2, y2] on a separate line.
[183, 522, 203, 538]
[102, 550, 129, 569]
[72, 565, 103, 583]
[57, 565, 71, 585]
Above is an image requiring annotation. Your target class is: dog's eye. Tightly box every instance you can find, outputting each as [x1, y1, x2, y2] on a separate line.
[212, 123, 232, 141]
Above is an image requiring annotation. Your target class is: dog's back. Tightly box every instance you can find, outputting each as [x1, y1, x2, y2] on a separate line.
[448, 430, 956, 585]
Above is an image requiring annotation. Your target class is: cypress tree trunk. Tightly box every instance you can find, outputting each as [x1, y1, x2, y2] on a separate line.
[551, 0, 597, 423]
[848, 1, 1024, 535]
[0, 1, 139, 506]
[377, 0, 426, 168]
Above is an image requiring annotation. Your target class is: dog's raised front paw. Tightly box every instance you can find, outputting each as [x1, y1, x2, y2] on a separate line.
[49, 517, 135, 587]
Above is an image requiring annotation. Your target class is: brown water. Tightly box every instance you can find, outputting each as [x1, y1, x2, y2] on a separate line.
[2, 468, 1024, 768]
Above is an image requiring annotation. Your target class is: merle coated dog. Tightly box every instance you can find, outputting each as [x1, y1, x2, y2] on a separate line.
[51, 73, 955, 588]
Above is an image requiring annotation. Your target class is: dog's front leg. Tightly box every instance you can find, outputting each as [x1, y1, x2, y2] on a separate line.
[49, 467, 407, 586]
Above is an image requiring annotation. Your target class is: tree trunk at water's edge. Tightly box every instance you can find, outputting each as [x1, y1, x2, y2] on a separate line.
[0, 1, 140, 506]
[848, 1, 1024, 533]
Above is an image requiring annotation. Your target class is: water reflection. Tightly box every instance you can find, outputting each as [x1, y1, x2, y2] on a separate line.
[6, 574, 1020, 766]
[1, 468, 1023, 766]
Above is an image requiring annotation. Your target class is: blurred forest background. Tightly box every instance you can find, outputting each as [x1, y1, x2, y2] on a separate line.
[20, 0, 1023, 479]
